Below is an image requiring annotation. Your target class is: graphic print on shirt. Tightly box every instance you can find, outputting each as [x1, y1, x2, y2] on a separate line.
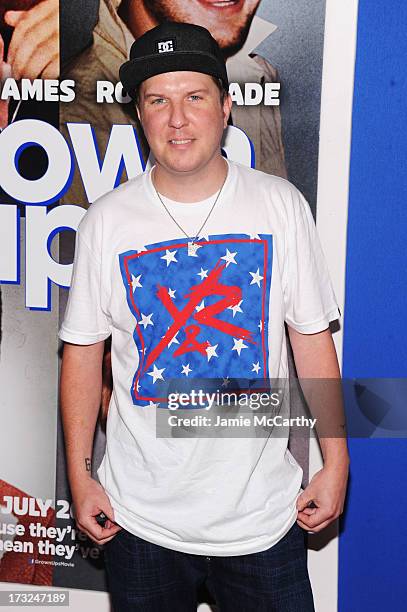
[119, 234, 272, 407]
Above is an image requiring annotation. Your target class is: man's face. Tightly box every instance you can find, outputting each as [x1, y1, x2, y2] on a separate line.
[137, 71, 232, 177]
[140, 0, 261, 57]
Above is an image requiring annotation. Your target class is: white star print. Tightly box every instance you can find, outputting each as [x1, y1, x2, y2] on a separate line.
[249, 232, 261, 240]
[232, 338, 248, 356]
[206, 343, 219, 361]
[187, 242, 202, 257]
[196, 300, 205, 312]
[168, 332, 180, 347]
[168, 288, 176, 299]
[197, 267, 208, 280]
[198, 232, 210, 241]
[221, 377, 230, 388]
[221, 249, 237, 267]
[258, 320, 263, 332]
[160, 328, 180, 346]
[139, 312, 154, 329]
[136, 380, 141, 392]
[147, 364, 165, 384]
[181, 364, 192, 376]
[249, 268, 264, 287]
[228, 300, 243, 318]
[161, 249, 178, 266]
[131, 274, 142, 292]
[148, 400, 160, 409]
[252, 362, 261, 374]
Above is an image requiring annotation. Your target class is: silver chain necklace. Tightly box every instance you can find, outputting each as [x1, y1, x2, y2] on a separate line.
[152, 163, 228, 256]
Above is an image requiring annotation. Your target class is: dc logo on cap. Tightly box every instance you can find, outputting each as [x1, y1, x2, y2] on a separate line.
[156, 39, 175, 53]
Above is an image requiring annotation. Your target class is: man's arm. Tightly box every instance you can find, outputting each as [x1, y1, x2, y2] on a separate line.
[287, 326, 349, 532]
[60, 341, 121, 544]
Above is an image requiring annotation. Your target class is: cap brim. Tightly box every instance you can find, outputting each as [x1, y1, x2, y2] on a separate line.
[119, 51, 228, 99]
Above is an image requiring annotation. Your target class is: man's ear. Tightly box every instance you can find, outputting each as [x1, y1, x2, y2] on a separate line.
[223, 93, 233, 128]
[136, 103, 141, 122]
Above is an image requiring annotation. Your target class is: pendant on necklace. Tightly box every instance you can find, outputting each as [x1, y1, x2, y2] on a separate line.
[188, 241, 199, 257]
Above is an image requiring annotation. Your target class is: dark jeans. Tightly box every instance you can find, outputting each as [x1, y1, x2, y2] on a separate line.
[104, 522, 315, 611]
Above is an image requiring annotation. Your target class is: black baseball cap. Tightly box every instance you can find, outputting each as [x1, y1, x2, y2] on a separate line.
[119, 21, 229, 99]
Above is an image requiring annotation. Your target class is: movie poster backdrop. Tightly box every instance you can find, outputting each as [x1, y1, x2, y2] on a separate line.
[0, 0, 326, 595]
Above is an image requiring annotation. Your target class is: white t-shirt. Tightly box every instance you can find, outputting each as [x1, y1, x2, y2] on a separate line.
[59, 160, 340, 556]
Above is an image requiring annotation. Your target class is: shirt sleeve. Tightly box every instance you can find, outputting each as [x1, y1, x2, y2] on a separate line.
[59, 230, 111, 345]
[283, 188, 341, 334]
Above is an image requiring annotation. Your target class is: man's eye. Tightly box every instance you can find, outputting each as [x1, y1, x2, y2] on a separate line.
[151, 98, 166, 105]
[189, 95, 202, 101]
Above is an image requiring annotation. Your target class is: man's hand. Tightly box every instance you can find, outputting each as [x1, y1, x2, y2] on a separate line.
[296, 460, 349, 532]
[4, 0, 59, 80]
[72, 477, 122, 545]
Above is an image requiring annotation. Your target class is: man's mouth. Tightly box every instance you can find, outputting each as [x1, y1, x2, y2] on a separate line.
[169, 139, 193, 145]
[198, 0, 239, 6]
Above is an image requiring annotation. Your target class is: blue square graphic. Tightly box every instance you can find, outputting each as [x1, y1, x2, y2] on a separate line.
[119, 234, 273, 407]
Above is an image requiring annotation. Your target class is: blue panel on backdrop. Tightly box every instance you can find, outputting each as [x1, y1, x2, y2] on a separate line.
[340, 1, 407, 610]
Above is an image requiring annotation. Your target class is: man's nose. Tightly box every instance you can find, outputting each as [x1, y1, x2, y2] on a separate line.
[168, 101, 188, 128]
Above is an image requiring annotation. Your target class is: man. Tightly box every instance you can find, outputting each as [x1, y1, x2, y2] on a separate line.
[60, 0, 286, 207]
[60, 0, 307, 480]
[60, 22, 349, 611]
